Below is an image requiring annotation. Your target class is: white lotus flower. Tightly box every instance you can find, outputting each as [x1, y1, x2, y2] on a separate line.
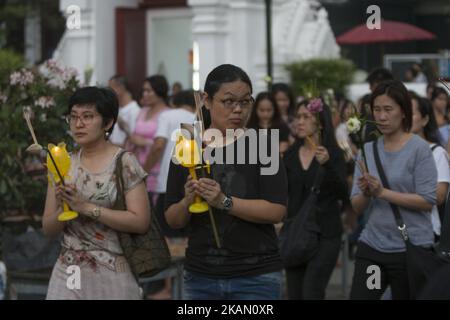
[346, 117, 362, 134]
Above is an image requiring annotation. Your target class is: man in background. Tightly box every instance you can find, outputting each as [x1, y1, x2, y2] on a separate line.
[108, 75, 141, 147]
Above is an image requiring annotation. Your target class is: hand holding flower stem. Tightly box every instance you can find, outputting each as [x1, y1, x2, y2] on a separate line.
[346, 115, 378, 174]
[306, 98, 323, 149]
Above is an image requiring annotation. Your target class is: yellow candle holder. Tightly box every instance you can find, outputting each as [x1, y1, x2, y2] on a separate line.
[174, 133, 221, 248]
[174, 136, 209, 214]
[47, 143, 79, 222]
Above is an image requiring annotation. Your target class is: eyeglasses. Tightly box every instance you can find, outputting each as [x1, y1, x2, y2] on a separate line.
[216, 97, 254, 110]
[65, 113, 97, 125]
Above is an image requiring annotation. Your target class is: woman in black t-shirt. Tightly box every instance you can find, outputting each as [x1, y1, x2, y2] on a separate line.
[164, 64, 288, 300]
[283, 99, 349, 299]
[246, 91, 291, 154]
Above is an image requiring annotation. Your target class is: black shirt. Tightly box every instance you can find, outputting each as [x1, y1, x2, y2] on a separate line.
[250, 123, 290, 144]
[165, 133, 288, 278]
[283, 140, 349, 237]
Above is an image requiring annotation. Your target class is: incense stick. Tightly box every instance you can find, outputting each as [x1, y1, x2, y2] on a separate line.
[22, 110, 66, 184]
[193, 91, 204, 132]
[23, 110, 39, 145]
[208, 207, 221, 248]
[337, 139, 366, 174]
[193, 91, 221, 248]
[306, 135, 317, 150]
[46, 149, 66, 186]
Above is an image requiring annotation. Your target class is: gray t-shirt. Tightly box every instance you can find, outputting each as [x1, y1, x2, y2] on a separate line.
[351, 135, 437, 253]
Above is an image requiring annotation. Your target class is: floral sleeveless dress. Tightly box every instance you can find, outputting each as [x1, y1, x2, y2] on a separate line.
[46, 149, 147, 300]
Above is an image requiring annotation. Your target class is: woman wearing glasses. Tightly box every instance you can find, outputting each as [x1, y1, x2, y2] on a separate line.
[164, 64, 288, 300]
[43, 87, 150, 299]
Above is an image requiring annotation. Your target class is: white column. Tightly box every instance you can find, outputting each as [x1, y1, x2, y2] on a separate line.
[94, 0, 139, 85]
[188, 0, 229, 91]
[24, 6, 42, 66]
[316, 8, 340, 58]
[55, 0, 96, 84]
[229, 0, 266, 94]
[188, 0, 339, 93]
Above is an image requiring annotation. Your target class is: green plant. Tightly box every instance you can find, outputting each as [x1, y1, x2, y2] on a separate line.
[0, 49, 24, 86]
[0, 59, 80, 217]
[286, 58, 356, 97]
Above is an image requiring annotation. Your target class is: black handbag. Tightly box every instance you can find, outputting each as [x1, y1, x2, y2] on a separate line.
[114, 151, 171, 279]
[372, 139, 450, 299]
[279, 166, 324, 268]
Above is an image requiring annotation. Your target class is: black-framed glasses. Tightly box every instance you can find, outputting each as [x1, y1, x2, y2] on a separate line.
[216, 97, 254, 110]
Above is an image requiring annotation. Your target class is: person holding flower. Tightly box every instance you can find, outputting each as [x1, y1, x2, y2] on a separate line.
[350, 80, 437, 300]
[283, 98, 349, 299]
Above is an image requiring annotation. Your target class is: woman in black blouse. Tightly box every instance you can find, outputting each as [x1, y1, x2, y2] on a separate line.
[283, 99, 349, 299]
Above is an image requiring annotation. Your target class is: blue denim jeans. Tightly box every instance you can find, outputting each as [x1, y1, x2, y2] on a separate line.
[183, 270, 282, 300]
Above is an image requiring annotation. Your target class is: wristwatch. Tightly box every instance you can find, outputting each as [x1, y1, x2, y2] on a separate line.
[90, 205, 102, 220]
[221, 195, 233, 211]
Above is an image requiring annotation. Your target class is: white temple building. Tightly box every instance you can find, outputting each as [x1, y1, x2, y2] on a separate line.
[55, 0, 340, 94]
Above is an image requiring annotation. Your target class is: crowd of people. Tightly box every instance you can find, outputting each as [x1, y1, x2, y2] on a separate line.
[40, 63, 450, 300]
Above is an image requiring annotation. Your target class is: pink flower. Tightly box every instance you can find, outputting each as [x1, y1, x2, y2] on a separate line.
[21, 70, 34, 85]
[10, 71, 21, 85]
[43, 60, 78, 88]
[35, 96, 55, 109]
[62, 67, 78, 81]
[47, 78, 66, 90]
[45, 59, 57, 69]
[307, 98, 323, 114]
[0, 93, 7, 104]
[9, 69, 34, 86]
[45, 59, 63, 74]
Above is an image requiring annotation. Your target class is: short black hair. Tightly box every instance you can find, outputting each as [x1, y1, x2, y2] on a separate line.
[109, 74, 133, 94]
[366, 68, 394, 87]
[172, 90, 195, 108]
[370, 80, 412, 132]
[145, 75, 169, 102]
[68, 87, 119, 137]
[204, 64, 253, 98]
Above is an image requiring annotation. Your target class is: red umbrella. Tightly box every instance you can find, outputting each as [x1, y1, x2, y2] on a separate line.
[336, 20, 436, 44]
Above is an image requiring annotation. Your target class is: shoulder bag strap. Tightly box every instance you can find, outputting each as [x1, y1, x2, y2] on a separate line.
[372, 139, 410, 242]
[113, 151, 128, 210]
